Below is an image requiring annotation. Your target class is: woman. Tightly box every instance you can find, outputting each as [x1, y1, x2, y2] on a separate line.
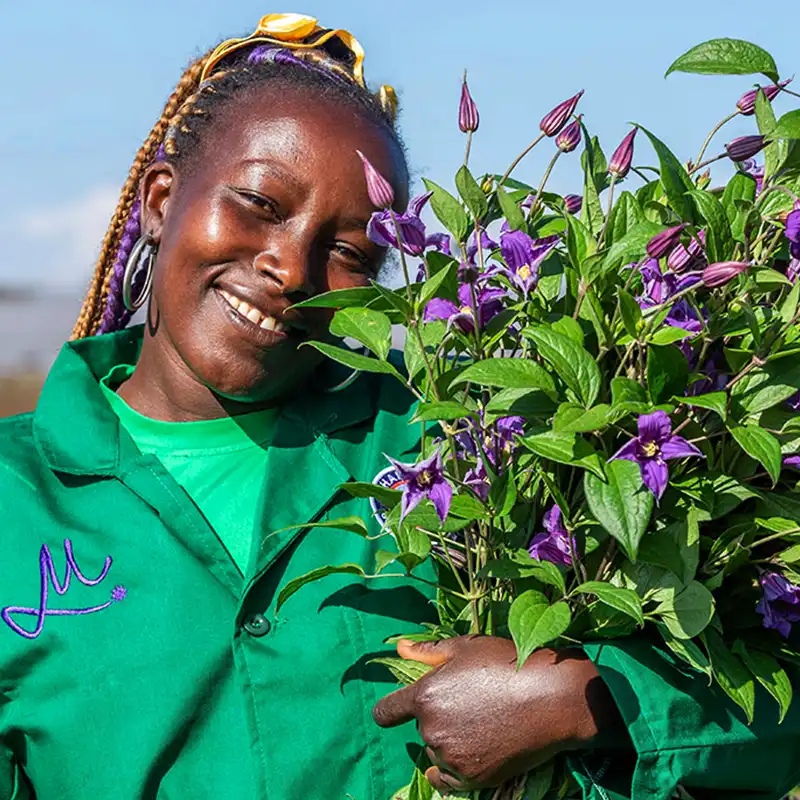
[1, 12, 799, 799]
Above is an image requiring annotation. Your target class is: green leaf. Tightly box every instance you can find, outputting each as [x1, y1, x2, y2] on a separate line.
[658, 623, 712, 675]
[780, 282, 800, 325]
[509, 591, 571, 669]
[753, 89, 786, 180]
[422, 178, 469, 241]
[302, 341, 402, 377]
[521, 761, 555, 800]
[340, 481, 402, 508]
[290, 286, 380, 310]
[611, 377, 648, 408]
[665, 38, 779, 83]
[606, 191, 645, 248]
[417, 261, 456, 310]
[647, 344, 689, 404]
[722, 173, 757, 225]
[771, 110, 800, 141]
[411, 401, 472, 423]
[552, 403, 621, 434]
[452, 357, 556, 395]
[732, 642, 793, 723]
[329, 307, 392, 360]
[550, 315, 585, 345]
[276, 563, 366, 610]
[584, 459, 654, 560]
[731, 356, 800, 415]
[603, 221, 664, 273]
[565, 213, 596, 276]
[704, 629, 756, 723]
[490, 470, 517, 517]
[269, 515, 372, 539]
[523, 327, 601, 408]
[520, 432, 606, 480]
[484, 388, 556, 421]
[687, 190, 734, 263]
[496, 184, 526, 231]
[580, 126, 606, 236]
[573, 581, 644, 625]
[679, 391, 728, 420]
[480, 553, 566, 595]
[637, 125, 697, 223]
[455, 164, 489, 221]
[369, 656, 434, 686]
[727, 423, 782, 485]
[618, 288, 643, 340]
[649, 326, 695, 346]
[404, 320, 445, 381]
[655, 580, 715, 639]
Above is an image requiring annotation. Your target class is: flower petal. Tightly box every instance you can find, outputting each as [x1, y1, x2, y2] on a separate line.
[408, 191, 434, 218]
[542, 504, 563, 534]
[423, 298, 459, 323]
[610, 438, 640, 462]
[661, 435, 703, 460]
[641, 458, 669, 500]
[428, 479, 453, 523]
[400, 483, 426, 521]
[637, 410, 672, 444]
[366, 212, 396, 248]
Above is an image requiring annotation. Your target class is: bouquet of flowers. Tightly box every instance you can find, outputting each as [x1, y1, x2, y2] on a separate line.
[278, 38, 800, 799]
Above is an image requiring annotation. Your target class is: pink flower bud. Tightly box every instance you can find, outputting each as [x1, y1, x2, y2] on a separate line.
[556, 115, 582, 153]
[646, 224, 687, 259]
[356, 150, 394, 209]
[564, 194, 583, 215]
[702, 260, 750, 287]
[540, 90, 584, 137]
[736, 79, 792, 116]
[459, 73, 479, 133]
[725, 135, 767, 163]
[608, 126, 638, 179]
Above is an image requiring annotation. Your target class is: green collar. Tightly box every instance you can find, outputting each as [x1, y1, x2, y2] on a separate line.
[33, 326, 378, 476]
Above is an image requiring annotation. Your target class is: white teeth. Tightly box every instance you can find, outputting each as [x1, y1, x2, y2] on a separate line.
[219, 289, 287, 334]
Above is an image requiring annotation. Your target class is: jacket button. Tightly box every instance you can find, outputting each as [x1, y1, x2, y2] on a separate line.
[243, 613, 271, 637]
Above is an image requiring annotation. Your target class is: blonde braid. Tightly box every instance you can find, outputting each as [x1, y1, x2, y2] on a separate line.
[71, 51, 213, 340]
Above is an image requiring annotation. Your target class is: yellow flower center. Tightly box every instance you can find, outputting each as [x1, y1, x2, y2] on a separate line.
[417, 469, 433, 488]
[460, 305, 472, 315]
[518, 264, 531, 281]
[642, 441, 660, 457]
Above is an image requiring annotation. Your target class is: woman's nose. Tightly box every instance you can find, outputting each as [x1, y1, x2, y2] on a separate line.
[252, 240, 317, 298]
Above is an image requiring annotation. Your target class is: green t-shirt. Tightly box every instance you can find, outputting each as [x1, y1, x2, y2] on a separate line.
[100, 364, 277, 572]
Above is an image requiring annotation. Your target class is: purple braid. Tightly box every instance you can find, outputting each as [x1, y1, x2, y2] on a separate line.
[99, 198, 142, 333]
[247, 45, 351, 88]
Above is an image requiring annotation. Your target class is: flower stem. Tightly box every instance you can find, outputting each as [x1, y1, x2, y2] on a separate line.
[598, 175, 618, 249]
[498, 131, 546, 188]
[464, 130, 473, 168]
[689, 152, 726, 175]
[529, 149, 562, 218]
[694, 112, 740, 169]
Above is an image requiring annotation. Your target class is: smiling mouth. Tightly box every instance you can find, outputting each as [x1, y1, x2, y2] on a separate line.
[218, 289, 289, 334]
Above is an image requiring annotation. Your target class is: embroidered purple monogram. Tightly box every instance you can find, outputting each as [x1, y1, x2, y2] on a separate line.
[1, 539, 125, 639]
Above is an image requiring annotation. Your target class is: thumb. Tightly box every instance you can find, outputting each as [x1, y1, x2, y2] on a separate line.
[397, 637, 460, 667]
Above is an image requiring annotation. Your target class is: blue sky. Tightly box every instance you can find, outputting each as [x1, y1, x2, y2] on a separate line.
[2, 0, 798, 294]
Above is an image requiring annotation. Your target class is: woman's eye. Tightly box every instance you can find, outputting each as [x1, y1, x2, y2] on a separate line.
[332, 243, 373, 272]
[237, 190, 281, 219]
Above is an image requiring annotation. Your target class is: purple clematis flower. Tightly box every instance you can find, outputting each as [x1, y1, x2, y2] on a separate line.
[786, 203, 800, 260]
[788, 258, 800, 284]
[741, 159, 765, 196]
[787, 391, 800, 412]
[423, 282, 505, 333]
[756, 572, 800, 638]
[385, 449, 453, 523]
[688, 353, 728, 395]
[426, 232, 452, 256]
[638, 258, 701, 311]
[784, 455, 800, 471]
[528, 505, 573, 566]
[498, 231, 559, 296]
[466, 229, 499, 265]
[367, 192, 431, 255]
[611, 410, 703, 500]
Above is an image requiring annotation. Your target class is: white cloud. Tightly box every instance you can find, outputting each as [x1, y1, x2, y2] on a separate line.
[16, 185, 119, 289]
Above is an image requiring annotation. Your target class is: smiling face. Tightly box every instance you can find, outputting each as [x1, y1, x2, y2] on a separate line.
[131, 84, 407, 418]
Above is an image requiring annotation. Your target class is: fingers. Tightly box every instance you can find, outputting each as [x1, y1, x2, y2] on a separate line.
[424, 766, 468, 793]
[397, 637, 460, 667]
[372, 683, 418, 728]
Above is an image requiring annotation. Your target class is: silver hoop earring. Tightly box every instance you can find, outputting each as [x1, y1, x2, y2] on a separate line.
[323, 345, 369, 394]
[122, 235, 157, 312]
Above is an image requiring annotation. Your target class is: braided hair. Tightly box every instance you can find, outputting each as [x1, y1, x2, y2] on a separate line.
[72, 39, 403, 339]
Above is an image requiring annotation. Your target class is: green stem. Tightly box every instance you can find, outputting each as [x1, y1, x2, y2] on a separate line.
[464, 130, 473, 168]
[498, 131, 546, 188]
[599, 174, 618, 249]
[694, 111, 740, 168]
[528, 149, 562, 218]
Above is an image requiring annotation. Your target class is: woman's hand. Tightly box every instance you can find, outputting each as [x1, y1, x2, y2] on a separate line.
[372, 636, 622, 792]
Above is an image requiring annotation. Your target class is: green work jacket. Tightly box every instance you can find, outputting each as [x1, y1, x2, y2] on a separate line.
[1, 327, 799, 800]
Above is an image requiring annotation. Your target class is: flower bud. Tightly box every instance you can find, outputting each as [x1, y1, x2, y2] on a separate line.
[356, 150, 394, 209]
[459, 72, 480, 133]
[608, 126, 638, 179]
[725, 135, 767, 163]
[667, 243, 692, 272]
[702, 260, 750, 287]
[540, 90, 584, 137]
[564, 194, 583, 215]
[736, 79, 792, 116]
[646, 223, 687, 259]
[556, 115, 582, 153]
[696, 169, 712, 191]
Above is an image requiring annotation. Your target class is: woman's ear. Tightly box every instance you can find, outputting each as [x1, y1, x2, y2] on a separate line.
[140, 163, 176, 244]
